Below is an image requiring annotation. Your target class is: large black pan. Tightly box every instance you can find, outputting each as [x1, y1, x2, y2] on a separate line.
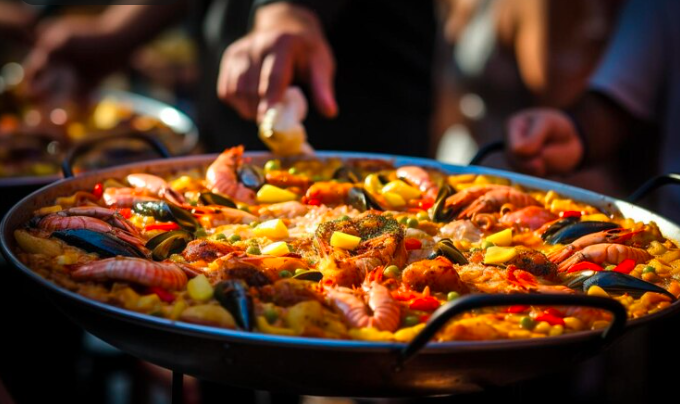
[1, 151, 679, 399]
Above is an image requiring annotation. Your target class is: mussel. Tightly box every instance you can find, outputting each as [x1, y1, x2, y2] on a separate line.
[540, 217, 579, 241]
[431, 184, 455, 223]
[52, 229, 146, 258]
[545, 221, 619, 245]
[237, 164, 265, 190]
[223, 266, 273, 287]
[133, 201, 200, 232]
[428, 238, 468, 265]
[292, 270, 324, 281]
[214, 279, 255, 331]
[347, 187, 384, 212]
[569, 271, 675, 300]
[333, 166, 361, 183]
[199, 192, 237, 208]
[145, 230, 194, 261]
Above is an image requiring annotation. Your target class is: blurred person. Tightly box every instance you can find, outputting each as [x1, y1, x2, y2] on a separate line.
[0, 1, 36, 43]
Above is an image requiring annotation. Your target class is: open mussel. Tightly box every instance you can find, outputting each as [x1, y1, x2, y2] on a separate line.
[52, 229, 146, 258]
[545, 221, 618, 245]
[238, 164, 265, 190]
[133, 201, 199, 232]
[145, 230, 194, 261]
[568, 271, 675, 300]
[199, 192, 237, 208]
[347, 187, 384, 212]
[428, 238, 468, 265]
[540, 217, 579, 241]
[431, 184, 455, 223]
[214, 279, 255, 331]
[333, 166, 361, 183]
[292, 270, 324, 281]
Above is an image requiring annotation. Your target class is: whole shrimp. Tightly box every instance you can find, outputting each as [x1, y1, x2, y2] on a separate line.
[458, 187, 540, 218]
[548, 228, 640, 264]
[56, 206, 141, 237]
[444, 185, 503, 215]
[557, 243, 652, 272]
[37, 214, 146, 251]
[126, 173, 185, 205]
[103, 187, 158, 208]
[326, 282, 401, 332]
[206, 146, 256, 204]
[71, 257, 188, 290]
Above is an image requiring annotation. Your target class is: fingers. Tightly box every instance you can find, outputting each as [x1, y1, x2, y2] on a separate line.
[257, 45, 294, 120]
[308, 51, 337, 118]
[217, 43, 262, 120]
[507, 111, 551, 158]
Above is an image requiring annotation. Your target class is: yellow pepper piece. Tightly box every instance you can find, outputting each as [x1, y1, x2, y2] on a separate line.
[34, 205, 62, 216]
[254, 219, 289, 239]
[261, 241, 291, 256]
[485, 228, 513, 247]
[348, 327, 394, 341]
[187, 274, 214, 302]
[330, 231, 362, 250]
[364, 174, 383, 193]
[256, 184, 298, 203]
[393, 324, 426, 342]
[256, 316, 296, 336]
[581, 213, 610, 222]
[14, 230, 63, 257]
[382, 192, 406, 209]
[381, 180, 421, 201]
[587, 285, 609, 298]
[483, 246, 517, 265]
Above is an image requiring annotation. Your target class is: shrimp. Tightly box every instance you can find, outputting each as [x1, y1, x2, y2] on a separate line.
[444, 185, 503, 215]
[265, 171, 312, 190]
[557, 243, 652, 272]
[305, 181, 354, 205]
[548, 228, 640, 264]
[455, 263, 572, 294]
[327, 282, 401, 332]
[458, 187, 541, 218]
[126, 173, 185, 205]
[209, 252, 310, 284]
[258, 201, 309, 219]
[37, 214, 146, 251]
[196, 206, 258, 226]
[402, 256, 469, 293]
[206, 146, 256, 204]
[103, 187, 158, 208]
[182, 239, 238, 263]
[71, 257, 188, 290]
[396, 166, 438, 200]
[57, 206, 141, 236]
[499, 206, 558, 231]
[438, 220, 483, 243]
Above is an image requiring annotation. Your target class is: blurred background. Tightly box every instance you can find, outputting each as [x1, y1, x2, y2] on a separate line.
[0, 0, 677, 403]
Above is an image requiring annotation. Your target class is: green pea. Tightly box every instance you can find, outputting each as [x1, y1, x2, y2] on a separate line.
[447, 291, 460, 301]
[228, 234, 242, 243]
[264, 307, 278, 324]
[339, 215, 350, 221]
[288, 167, 299, 175]
[416, 211, 429, 221]
[215, 233, 226, 241]
[246, 246, 261, 255]
[264, 160, 281, 172]
[194, 228, 207, 239]
[481, 240, 495, 250]
[605, 265, 616, 271]
[643, 266, 656, 274]
[407, 218, 419, 228]
[398, 216, 409, 225]
[248, 238, 259, 246]
[383, 265, 401, 279]
[279, 270, 292, 278]
[403, 315, 420, 327]
[249, 220, 260, 228]
[519, 316, 536, 330]
[295, 268, 308, 275]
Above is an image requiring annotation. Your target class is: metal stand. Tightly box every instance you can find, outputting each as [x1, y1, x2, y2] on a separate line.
[172, 371, 183, 404]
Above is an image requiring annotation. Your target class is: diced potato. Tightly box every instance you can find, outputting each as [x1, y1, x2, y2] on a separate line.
[393, 324, 426, 342]
[485, 228, 513, 247]
[382, 192, 406, 208]
[381, 180, 421, 200]
[330, 231, 362, 250]
[363, 174, 383, 193]
[587, 285, 609, 298]
[447, 174, 477, 186]
[483, 246, 517, 264]
[187, 274, 214, 302]
[180, 304, 236, 328]
[256, 184, 298, 203]
[136, 294, 162, 312]
[14, 230, 63, 257]
[285, 301, 324, 334]
[659, 249, 680, 264]
[261, 241, 291, 256]
[253, 219, 289, 239]
[348, 327, 394, 341]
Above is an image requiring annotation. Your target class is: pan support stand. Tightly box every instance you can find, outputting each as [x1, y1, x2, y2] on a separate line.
[172, 371, 184, 404]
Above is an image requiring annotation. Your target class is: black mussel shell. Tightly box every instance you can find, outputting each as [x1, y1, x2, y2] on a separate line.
[333, 166, 361, 183]
[238, 164, 265, 190]
[540, 217, 579, 241]
[432, 184, 455, 223]
[545, 221, 619, 245]
[429, 238, 468, 265]
[134, 201, 200, 232]
[52, 229, 145, 258]
[145, 230, 194, 261]
[580, 271, 675, 300]
[223, 266, 273, 287]
[347, 187, 384, 212]
[199, 192, 237, 208]
[292, 270, 324, 281]
[215, 280, 255, 331]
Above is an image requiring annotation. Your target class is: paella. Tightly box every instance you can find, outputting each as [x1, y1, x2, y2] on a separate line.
[12, 146, 680, 342]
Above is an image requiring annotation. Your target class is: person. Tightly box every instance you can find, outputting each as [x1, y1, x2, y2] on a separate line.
[505, 0, 680, 224]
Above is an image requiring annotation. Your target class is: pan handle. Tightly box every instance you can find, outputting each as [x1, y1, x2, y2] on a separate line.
[62, 133, 172, 178]
[627, 173, 680, 203]
[395, 293, 627, 370]
[469, 140, 505, 166]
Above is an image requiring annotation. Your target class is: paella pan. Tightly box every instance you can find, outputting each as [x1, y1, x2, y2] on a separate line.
[1, 147, 679, 397]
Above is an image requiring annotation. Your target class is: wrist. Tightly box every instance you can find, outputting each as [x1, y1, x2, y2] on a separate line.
[564, 111, 588, 170]
[253, 2, 322, 34]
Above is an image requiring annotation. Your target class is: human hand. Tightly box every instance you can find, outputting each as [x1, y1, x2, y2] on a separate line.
[505, 109, 584, 177]
[217, 3, 337, 121]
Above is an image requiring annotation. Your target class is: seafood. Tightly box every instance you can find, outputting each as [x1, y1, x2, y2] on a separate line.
[444, 185, 501, 216]
[37, 214, 145, 250]
[103, 187, 158, 208]
[133, 201, 200, 231]
[305, 181, 354, 205]
[258, 201, 309, 219]
[557, 243, 652, 272]
[52, 229, 147, 258]
[72, 257, 188, 290]
[127, 173, 185, 205]
[182, 239, 237, 263]
[56, 206, 141, 236]
[548, 228, 639, 264]
[327, 282, 401, 332]
[438, 220, 483, 243]
[402, 257, 469, 293]
[458, 187, 541, 218]
[206, 146, 257, 204]
[396, 166, 438, 200]
[499, 206, 557, 231]
[146, 230, 194, 261]
[215, 280, 255, 330]
[544, 221, 619, 245]
[506, 248, 558, 281]
[265, 171, 312, 190]
[346, 187, 384, 212]
[456, 264, 573, 295]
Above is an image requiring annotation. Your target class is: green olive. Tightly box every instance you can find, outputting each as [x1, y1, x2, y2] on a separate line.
[228, 234, 242, 243]
[383, 265, 401, 279]
[264, 160, 281, 172]
[246, 246, 261, 255]
[403, 315, 420, 327]
[279, 270, 293, 278]
[519, 316, 536, 330]
[447, 291, 460, 301]
[642, 266, 656, 274]
[407, 218, 419, 228]
[215, 233, 226, 241]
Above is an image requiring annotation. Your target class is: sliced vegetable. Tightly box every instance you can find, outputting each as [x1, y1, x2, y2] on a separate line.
[145, 222, 181, 232]
[92, 183, 104, 199]
[254, 219, 289, 239]
[485, 228, 513, 247]
[560, 210, 582, 219]
[566, 261, 604, 274]
[187, 274, 214, 302]
[14, 230, 63, 257]
[409, 296, 440, 311]
[483, 246, 517, 265]
[330, 231, 362, 250]
[404, 238, 422, 250]
[612, 258, 636, 274]
[148, 286, 176, 303]
[534, 313, 565, 326]
[382, 180, 421, 200]
[383, 192, 406, 208]
[256, 184, 298, 203]
[262, 241, 291, 257]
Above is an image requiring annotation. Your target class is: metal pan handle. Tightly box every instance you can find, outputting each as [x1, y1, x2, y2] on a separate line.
[62, 133, 172, 178]
[469, 140, 505, 166]
[396, 293, 627, 370]
[627, 173, 680, 203]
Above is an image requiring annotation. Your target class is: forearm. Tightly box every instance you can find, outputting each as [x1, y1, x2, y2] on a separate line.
[252, 0, 348, 30]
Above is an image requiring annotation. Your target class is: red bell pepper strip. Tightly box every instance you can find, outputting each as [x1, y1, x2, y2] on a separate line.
[566, 261, 604, 274]
[418, 199, 434, 210]
[404, 238, 422, 250]
[148, 286, 176, 303]
[392, 290, 419, 301]
[560, 210, 582, 219]
[419, 314, 431, 323]
[117, 208, 132, 219]
[506, 305, 530, 314]
[534, 313, 565, 326]
[612, 258, 636, 274]
[92, 183, 104, 199]
[543, 308, 564, 318]
[409, 296, 441, 311]
[306, 198, 321, 206]
[145, 222, 181, 231]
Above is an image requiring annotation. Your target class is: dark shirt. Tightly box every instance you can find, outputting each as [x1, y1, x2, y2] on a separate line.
[193, 0, 436, 157]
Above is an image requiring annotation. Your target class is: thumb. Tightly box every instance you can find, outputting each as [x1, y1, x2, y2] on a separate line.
[507, 112, 552, 158]
[308, 53, 337, 118]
